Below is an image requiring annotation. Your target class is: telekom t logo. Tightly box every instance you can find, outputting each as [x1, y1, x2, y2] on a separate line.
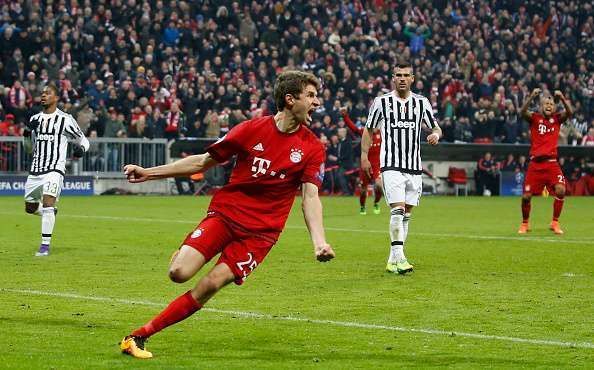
[251, 157, 271, 177]
[538, 124, 553, 135]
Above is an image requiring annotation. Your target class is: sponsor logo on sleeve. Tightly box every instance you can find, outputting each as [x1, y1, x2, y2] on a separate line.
[317, 163, 325, 182]
[191, 228, 204, 238]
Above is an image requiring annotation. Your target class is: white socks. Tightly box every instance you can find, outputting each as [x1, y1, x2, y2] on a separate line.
[34, 202, 42, 216]
[41, 207, 55, 245]
[402, 213, 411, 244]
[388, 207, 405, 263]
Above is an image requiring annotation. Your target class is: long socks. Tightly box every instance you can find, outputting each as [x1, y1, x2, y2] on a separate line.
[388, 207, 405, 263]
[41, 207, 56, 246]
[132, 291, 202, 338]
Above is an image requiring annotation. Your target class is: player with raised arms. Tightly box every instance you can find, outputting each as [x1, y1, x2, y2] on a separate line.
[518, 88, 573, 234]
[119, 70, 335, 358]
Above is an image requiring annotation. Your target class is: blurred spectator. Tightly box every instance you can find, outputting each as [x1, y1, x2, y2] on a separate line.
[566, 113, 589, 145]
[516, 155, 529, 173]
[204, 111, 222, 139]
[472, 106, 493, 143]
[500, 154, 518, 172]
[324, 134, 339, 194]
[581, 127, 594, 146]
[87, 80, 108, 110]
[0, 114, 20, 170]
[336, 127, 354, 195]
[476, 152, 500, 196]
[0, 113, 16, 136]
[404, 23, 431, 55]
[501, 100, 520, 143]
[8, 80, 31, 123]
[103, 109, 127, 171]
[164, 101, 186, 141]
[86, 130, 104, 171]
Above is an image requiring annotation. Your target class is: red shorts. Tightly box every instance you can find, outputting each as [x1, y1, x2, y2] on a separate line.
[523, 160, 565, 195]
[359, 165, 380, 186]
[181, 213, 277, 285]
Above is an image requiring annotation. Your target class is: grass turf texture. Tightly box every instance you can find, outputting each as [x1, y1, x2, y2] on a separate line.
[1, 195, 593, 369]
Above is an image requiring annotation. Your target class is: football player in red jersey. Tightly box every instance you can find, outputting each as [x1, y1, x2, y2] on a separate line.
[518, 88, 573, 234]
[339, 106, 383, 215]
[119, 71, 335, 358]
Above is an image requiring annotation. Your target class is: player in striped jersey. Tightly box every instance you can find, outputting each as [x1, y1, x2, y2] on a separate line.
[362, 62, 441, 274]
[24, 83, 89, 256]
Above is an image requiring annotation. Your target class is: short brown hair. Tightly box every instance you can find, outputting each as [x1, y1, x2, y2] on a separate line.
[273, 70, 320, 111]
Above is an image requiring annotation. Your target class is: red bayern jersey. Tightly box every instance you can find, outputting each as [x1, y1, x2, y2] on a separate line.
[529, 112, 564, 158]
[206, 116, 325, 237]
[342, 113, 381, 164]
[368, 132, 381, 164]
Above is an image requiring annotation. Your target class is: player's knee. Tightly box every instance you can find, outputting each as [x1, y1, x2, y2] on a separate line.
[168, 266, 190, 283]
[25, 203, 38, 214]
[522, 194, 531, 202]
[555, 186, 566, 198]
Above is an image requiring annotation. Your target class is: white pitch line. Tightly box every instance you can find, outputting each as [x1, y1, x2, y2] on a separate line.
[2, 288, 593, 350]
[3, 211, 594, 245]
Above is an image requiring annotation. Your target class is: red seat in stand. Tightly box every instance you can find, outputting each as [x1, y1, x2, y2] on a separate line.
[447, 167, 468, 196]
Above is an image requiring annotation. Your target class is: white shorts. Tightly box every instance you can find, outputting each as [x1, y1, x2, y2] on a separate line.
[381, 170, 422, 206]
[24, 172, 64, 203]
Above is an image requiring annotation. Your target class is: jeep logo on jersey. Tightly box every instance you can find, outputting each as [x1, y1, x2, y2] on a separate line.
[37, 134, 55, 141]
[390, 120, 415, 129]
[251, 157, 271, 178]
[290, 148, 303, 163]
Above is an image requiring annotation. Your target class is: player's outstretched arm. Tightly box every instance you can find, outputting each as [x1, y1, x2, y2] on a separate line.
[340, 106, 362, 136]
[360, 128, 373, 178]
[554, 90, 573, 123]
[301, 182, 335, 262]
[520, 88, 541, 121]
[124, 153, 219, 183]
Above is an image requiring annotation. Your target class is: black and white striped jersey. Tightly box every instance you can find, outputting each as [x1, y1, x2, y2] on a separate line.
[366, 91, 438, 174]
[27, 108, 90, 176]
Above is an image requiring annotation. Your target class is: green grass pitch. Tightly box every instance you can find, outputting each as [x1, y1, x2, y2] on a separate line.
[1, 195, 593, 369]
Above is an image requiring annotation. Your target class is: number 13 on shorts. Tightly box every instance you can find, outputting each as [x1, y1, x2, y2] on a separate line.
[43, 181, 59, 196]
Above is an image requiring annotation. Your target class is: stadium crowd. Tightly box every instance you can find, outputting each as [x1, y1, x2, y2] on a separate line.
[0, 0, 592, 193]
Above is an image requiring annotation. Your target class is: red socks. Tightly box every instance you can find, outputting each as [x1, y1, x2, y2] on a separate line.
[359, 191, 367, 207]
[521, 198, 531, 223]
[374, 188, 382, 204]
[522, 196, 565, 223]
[553, 196, 565, 221]
[132, 290, 202, 338]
